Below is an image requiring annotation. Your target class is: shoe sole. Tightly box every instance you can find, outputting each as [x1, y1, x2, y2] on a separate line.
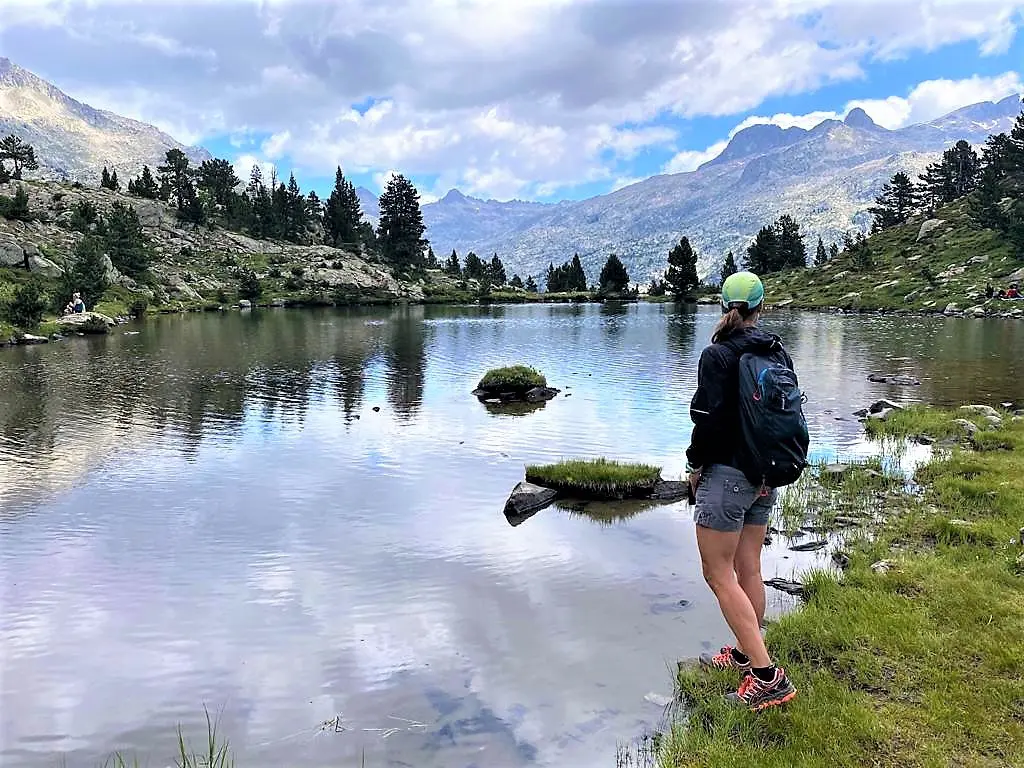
[751, 689, 797, 711]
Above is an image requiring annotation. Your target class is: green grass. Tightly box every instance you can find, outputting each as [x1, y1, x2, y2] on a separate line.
[659, 409, 1024, 768]
[477, 365, 547, 391]
[763, 200, 1023, 314]
[525, 457, 662, 499]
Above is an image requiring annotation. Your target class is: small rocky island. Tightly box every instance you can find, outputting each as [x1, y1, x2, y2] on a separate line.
[472, 365, 560, 404]
[503, 458, 688, 521]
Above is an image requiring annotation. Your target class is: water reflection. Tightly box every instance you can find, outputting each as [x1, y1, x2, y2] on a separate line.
[1, 304, 1023, 768]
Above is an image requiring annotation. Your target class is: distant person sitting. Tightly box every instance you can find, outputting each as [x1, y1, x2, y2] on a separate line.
[65, 292, 85, 314]
[1008, 284, 1021, 300]
[985, 284, 994, 299]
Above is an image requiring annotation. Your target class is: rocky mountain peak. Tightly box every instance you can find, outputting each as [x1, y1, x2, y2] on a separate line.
[844, 107, 884, 131]
[708, 123, 808, 167]
[440, 188, 468, 204]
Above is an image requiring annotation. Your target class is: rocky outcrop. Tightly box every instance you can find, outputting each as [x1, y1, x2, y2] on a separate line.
[503, 481, 559, 523]
[56, 311, 114, 334]
[473, 385, 561, 404]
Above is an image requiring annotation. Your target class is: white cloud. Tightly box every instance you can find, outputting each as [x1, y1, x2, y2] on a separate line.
[663, 141, 728, 174]
[5, 0, 1024, 199]
[850, 71, 1024, 128]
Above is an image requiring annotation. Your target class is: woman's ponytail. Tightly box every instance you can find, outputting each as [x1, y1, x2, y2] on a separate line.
[712, 305, 756, 344]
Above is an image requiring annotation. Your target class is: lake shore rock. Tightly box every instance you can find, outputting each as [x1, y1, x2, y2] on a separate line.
[503, 481, 559, 522]
[55, 311, 115, 334]
[868, 373, 920, 386]
[473, 385, 561, 404]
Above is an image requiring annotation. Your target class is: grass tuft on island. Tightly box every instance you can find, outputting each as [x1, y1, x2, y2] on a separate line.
[526, 458, 662, 499]
[659, 406, 1024, 768]
[478, 365, 547, 391]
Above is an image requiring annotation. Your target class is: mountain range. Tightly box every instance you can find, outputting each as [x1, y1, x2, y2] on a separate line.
[418, 98, 1022, 282]
[1, 56, 1019, 282]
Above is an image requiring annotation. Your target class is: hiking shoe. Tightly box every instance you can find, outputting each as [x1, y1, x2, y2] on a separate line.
[698, 646, 751, 674]
[725, 669, 797, 711]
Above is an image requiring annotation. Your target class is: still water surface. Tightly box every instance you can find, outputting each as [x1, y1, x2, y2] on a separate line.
[2, 304, 1022, 767]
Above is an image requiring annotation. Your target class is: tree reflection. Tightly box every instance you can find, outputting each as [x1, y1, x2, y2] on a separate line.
[384, 305, 428, 420]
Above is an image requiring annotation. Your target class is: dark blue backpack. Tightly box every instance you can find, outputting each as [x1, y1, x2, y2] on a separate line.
[723, 337, 809, 489]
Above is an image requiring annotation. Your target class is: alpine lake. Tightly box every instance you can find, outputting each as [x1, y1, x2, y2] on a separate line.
[2, 302, 1023, 768]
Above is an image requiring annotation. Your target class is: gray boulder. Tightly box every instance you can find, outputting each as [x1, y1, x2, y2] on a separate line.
[28, 254, 64, 277]
[56, 311, 115, 334]
[0, 235, 25, 266]
[952, 419, 979, 437]
[961, 405, 1000, 419]
[15, 333, 48, 345]
[503, 481, 558, 521]
[917, 219, 945, 242]
[649, 480, 689, 502]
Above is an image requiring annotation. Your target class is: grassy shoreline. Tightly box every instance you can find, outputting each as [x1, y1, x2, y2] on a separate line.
[660, 405, 1024, 767]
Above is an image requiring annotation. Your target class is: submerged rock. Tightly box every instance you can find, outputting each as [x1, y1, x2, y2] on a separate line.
[764, 577, 806, 597]
[789, 540, 828, 552]
[503, 481, 558, 520]
[867, 373, 920, 386]
[15, 333, 48, 345]
[854, 399, 904, 419]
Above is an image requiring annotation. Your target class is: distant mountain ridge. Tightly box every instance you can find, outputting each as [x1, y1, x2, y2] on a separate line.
[0, 57, 210, 182]
[421, 93, 1022, 283]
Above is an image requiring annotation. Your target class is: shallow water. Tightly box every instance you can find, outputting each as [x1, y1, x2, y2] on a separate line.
[1, 304, 1021, 767]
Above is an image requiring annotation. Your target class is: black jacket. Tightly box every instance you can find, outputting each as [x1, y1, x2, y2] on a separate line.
[685, 327, 794, 471]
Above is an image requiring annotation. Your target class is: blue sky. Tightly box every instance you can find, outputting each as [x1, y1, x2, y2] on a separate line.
[3, 0, 1023, 204]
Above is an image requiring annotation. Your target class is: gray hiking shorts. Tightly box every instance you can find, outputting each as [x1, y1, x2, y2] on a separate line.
[693, 464, 777, 533]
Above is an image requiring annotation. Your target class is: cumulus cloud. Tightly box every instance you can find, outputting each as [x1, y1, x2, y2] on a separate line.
[663, 141, 729, 174]
[3, 0, 1024, 199]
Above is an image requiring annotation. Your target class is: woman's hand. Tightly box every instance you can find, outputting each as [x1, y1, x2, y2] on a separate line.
[688, 469, 701, 500]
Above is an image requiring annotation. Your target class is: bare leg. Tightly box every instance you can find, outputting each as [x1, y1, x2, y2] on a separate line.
[696, 525, 772, 668]
[734, 523, 768, 633]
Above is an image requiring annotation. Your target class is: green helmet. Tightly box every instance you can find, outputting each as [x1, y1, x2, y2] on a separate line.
[720, 271, 764, 313]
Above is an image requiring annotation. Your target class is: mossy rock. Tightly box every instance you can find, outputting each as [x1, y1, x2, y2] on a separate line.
[473, 365, 560, 403]
[524, 458, 663, 500]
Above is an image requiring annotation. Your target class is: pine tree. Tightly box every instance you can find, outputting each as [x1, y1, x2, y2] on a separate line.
[814, 237, 828, 267]
[509, 274, 524, 289]
[110, 169, 119, 191]
[775, 214, 807, 269]
[665, 236, 699, 297]
[868, 172, 918, 232]
[598, 253, 630, 295]
[101, 166, 113, 189]
[306, 191, 323, 227]
[283, 172, 306, 242]
[919, 140, 979, 209]
[425, 247, 440, 269]
[0, 135, 39, 179]
[102, 202, 151, 278]
[197, 158, 241, 207]
[463, 251, 485, 280]
[158, 149, 193, 210]
[0, 185, 31, 221]
[745, 225, 778, 274]
[488, 253, 507, 286]
[63, 235, 110, 309]
[721, 251, 738, 279]
[377, 174, 427, 272]
[177, 181, 205, 225]
[525, 275, 538, 293]
[325, 167, 366, 246]
[444, 249, 462, 277]
[128, 165, 160, 199]
[569, 253, 587, 291]
[828, 242, 840, 261]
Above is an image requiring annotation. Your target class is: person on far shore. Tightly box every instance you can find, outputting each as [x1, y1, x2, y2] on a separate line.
[685, 271, 800, 711]
[64, 292, 85, 314]
[1008, 283, 1021, 300]
[986, 284, 994, 299]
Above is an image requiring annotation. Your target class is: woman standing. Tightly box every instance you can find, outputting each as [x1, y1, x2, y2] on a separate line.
[685, 271, 798, 711]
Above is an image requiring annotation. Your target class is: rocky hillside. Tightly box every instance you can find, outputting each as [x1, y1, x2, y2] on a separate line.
[0, 179, 421, 312]
[763, 202, 1024, 319]
[0, 58, 210, 182]
[422, 96, 1023, 284]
